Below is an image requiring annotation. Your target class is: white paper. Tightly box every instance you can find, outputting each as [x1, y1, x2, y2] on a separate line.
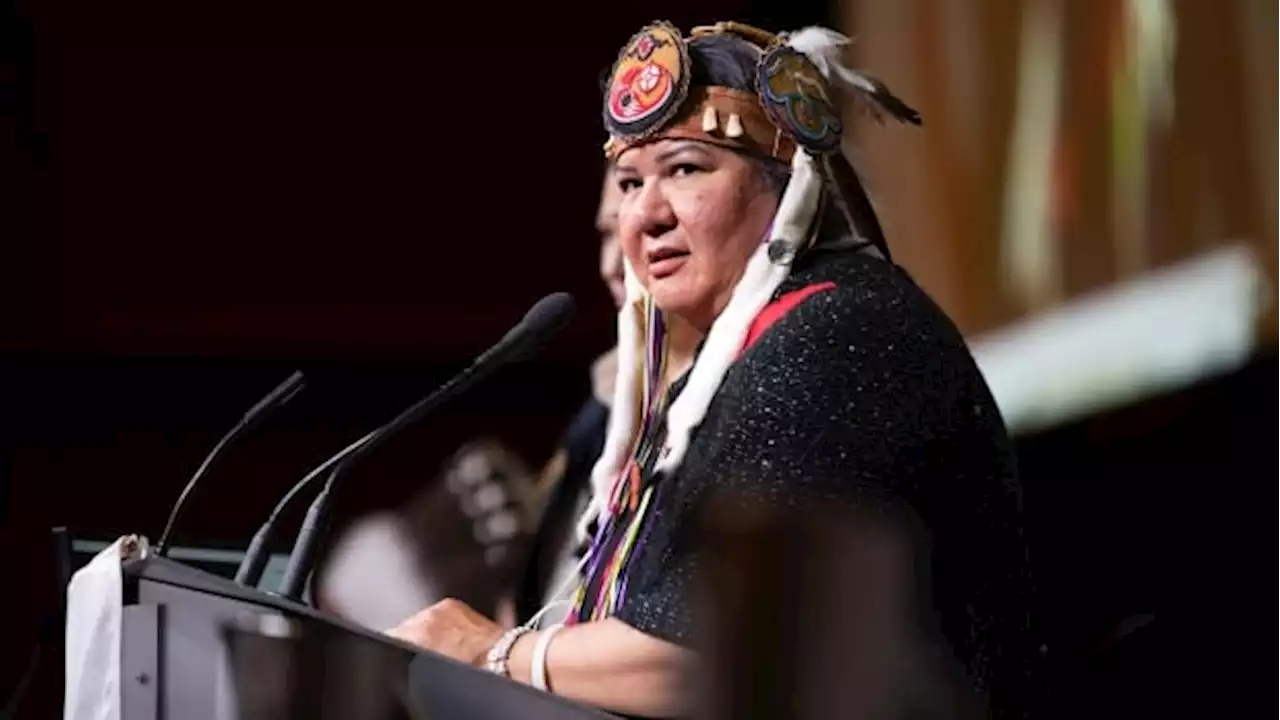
[64, 537, 126, 720]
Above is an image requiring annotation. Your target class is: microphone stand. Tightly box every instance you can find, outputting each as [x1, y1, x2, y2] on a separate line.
[233, 429, 375, 588]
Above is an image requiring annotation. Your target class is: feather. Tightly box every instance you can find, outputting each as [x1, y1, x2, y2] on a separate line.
[784, 26, 922, 127]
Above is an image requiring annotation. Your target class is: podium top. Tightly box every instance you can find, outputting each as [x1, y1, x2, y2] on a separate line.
[124, 555, 619, 720]
[123, 553, 402, 650]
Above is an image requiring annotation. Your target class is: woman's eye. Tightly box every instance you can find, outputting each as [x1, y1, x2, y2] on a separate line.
[617, 177, 641, 192]
[672, 163, 702, 178]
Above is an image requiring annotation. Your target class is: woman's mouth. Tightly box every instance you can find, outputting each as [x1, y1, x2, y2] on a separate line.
[647, 247, 690, 279]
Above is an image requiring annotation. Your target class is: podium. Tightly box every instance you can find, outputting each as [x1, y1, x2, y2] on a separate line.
[115, 551, 617, 719]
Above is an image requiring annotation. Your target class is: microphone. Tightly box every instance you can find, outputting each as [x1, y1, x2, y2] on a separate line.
[156, 370, 307, 557]
[233, 428, 376, 588]
[268, 292, 576, 601]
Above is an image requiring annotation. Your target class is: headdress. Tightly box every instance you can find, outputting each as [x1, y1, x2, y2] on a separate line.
[567, 21, 920, 622]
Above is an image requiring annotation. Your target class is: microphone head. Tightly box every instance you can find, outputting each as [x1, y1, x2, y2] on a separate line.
[522, 291, 577, 335]
[510, 292, 576, 361]
[241, 370, 307, 426]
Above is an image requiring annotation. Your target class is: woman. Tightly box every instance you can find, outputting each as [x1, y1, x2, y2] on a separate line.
[514, 168, 701, 627]
[389, 21, 1035, 719]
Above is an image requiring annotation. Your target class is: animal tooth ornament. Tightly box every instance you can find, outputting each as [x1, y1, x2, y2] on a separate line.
[570, 21, 921, 623]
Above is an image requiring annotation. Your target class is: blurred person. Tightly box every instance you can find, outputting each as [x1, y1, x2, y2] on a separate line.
[513, 168, 702, 628]
[317, 439, 536, 631]
[388, 21, 1036, 719]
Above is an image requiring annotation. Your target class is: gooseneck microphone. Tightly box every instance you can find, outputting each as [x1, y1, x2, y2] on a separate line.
[233, 428, 377, 587]
[156, 370, 307, 557]
[267, 293, 576, 602]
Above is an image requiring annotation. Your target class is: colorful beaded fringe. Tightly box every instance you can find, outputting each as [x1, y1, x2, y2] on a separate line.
[568, 298, 669, 623]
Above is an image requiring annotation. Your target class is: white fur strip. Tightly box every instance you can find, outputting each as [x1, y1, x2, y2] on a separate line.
[771, 152, 823, 249]
[653, 243, 788, 475]
[576, 259, 646, 541]
[654, 151, 823, 475]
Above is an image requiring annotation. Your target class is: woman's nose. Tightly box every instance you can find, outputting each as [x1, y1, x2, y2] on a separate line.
[632, 181, 677, 238]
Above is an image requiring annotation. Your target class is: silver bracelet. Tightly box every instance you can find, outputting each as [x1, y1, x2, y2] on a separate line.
[483, 626, 533, 678]
[531, 623, 565, 692]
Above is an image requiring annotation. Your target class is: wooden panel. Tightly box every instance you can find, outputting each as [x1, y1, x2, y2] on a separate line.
[1057, 0, 1120, 299]
[842, 0, 1027, 334]
[842, 0, 970, 331]
[1247, 0, 1279, 317]
[840, 0, 1276, 340]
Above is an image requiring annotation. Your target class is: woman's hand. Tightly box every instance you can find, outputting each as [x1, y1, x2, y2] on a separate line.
[386, 598, 505, 667]
[389, 602, 692, 717]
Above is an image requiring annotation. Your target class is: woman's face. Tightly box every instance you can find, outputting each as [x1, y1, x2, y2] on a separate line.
[596, 174, 627, 310]
[613, 139, 778, 331]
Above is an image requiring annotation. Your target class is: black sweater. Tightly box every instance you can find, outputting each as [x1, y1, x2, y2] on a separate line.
[599, 250, 1037, 718]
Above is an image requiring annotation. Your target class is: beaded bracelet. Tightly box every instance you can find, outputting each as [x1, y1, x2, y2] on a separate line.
[483, 625, 533, 678]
